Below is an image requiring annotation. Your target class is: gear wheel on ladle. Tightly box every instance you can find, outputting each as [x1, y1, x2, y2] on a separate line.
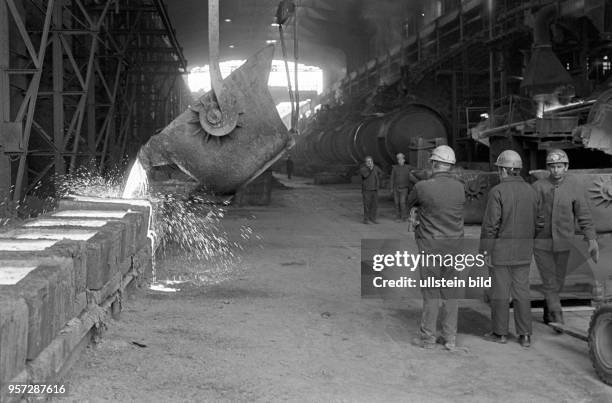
[589, 176, 612, 208]
[464, 175, 489, 201]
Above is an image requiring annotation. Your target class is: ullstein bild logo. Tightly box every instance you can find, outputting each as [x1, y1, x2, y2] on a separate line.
[361, 239, 492, 299]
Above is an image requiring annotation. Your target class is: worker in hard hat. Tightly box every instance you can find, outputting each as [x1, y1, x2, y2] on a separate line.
[406, 145, 466, 351]
[480, 150, 537, 347]
[389, 153, 413, 222]
[533, 149, 599, 326]
[360, 156, 384, 224]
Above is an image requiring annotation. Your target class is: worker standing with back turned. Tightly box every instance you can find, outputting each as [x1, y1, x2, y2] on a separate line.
[533, 149, 599, 326]
[407, 145, 466, 351]
[480, 150, 537, 347]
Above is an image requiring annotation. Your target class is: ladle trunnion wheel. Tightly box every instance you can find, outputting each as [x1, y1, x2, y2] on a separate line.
[548, 229, 612, 386]
[589, 303, 612, 385]
[588, 232, 612, 385]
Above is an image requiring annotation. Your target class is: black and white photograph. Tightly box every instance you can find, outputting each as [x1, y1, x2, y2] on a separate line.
[1, 0, 612, 401]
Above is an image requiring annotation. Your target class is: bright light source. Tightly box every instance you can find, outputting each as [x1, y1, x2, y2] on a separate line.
[266, 40, 277, 44]
[228, 45, 235, 48]
[187, 60, 324, 94]
[421, 13, 425, 16]
[276, 100, 312, 129]
[224, 18, 231, 22]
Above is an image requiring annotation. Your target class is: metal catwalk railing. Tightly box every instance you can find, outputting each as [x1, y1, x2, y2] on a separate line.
[317, 0, 608, 108]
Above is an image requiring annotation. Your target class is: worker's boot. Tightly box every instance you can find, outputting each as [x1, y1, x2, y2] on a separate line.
[550, 310, 564, 325]
[483, 332, 508, 344]
[411, 336, 436, 349]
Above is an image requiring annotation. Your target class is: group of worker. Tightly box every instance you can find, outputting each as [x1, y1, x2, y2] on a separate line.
[360, 153, 416, 224]
[360, 145, 599, 351]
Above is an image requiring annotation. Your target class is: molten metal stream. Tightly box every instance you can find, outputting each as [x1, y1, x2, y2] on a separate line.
[122, 158, 149, 199]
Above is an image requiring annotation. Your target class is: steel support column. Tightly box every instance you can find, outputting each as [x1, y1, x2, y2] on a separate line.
[87, 62, 96, 155]
[0, 0, 10, 200]
[11, 0, 54, 201]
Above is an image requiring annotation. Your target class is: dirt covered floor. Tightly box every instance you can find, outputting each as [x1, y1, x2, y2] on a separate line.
[57, 175, 612, 402]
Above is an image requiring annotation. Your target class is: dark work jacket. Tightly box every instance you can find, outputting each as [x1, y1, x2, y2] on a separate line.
[533, 174, 596, 251]
[389, 164, 414, 190]
[406, 171, 465, 240]
[360, 164, 383, 191]
[480, 176, 537, 265]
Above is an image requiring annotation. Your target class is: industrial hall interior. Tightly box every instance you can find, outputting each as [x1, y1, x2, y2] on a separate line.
[1, 0, 612, 401]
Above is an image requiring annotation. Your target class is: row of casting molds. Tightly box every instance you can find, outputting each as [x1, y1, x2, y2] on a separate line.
[0, 196, 154, 402]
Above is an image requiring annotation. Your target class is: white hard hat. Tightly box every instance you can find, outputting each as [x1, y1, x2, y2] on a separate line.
[429, 145, 456, 164]
[495, 150, 522, 169]
[546, 149, 569, 164]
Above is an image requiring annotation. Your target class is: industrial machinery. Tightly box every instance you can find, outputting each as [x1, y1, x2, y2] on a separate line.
[589, 281, 612, 386]
[294, 100, 449, 172]
[469, 3, 612, 173]
[136, 0, 293, 194]
[546, 232, 612, 386]
[298, 0, 612, 221]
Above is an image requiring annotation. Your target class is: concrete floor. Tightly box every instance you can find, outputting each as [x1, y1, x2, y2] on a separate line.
[58, 175, 612, 402]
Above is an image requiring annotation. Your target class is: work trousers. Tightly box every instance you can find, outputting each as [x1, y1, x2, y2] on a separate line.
[362, 190, 378, 221]
[533, 249, 571, 314]
[489, 263, 532, 336]
[417, 238, 459, 344]
[393, 187, 409, 219]
[420, 288, 459, 345]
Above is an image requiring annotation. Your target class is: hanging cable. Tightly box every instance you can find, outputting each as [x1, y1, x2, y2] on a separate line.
[292, 0, 299, 132]
[276, 0, 298, 132]
[278, 24, 295, 129]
